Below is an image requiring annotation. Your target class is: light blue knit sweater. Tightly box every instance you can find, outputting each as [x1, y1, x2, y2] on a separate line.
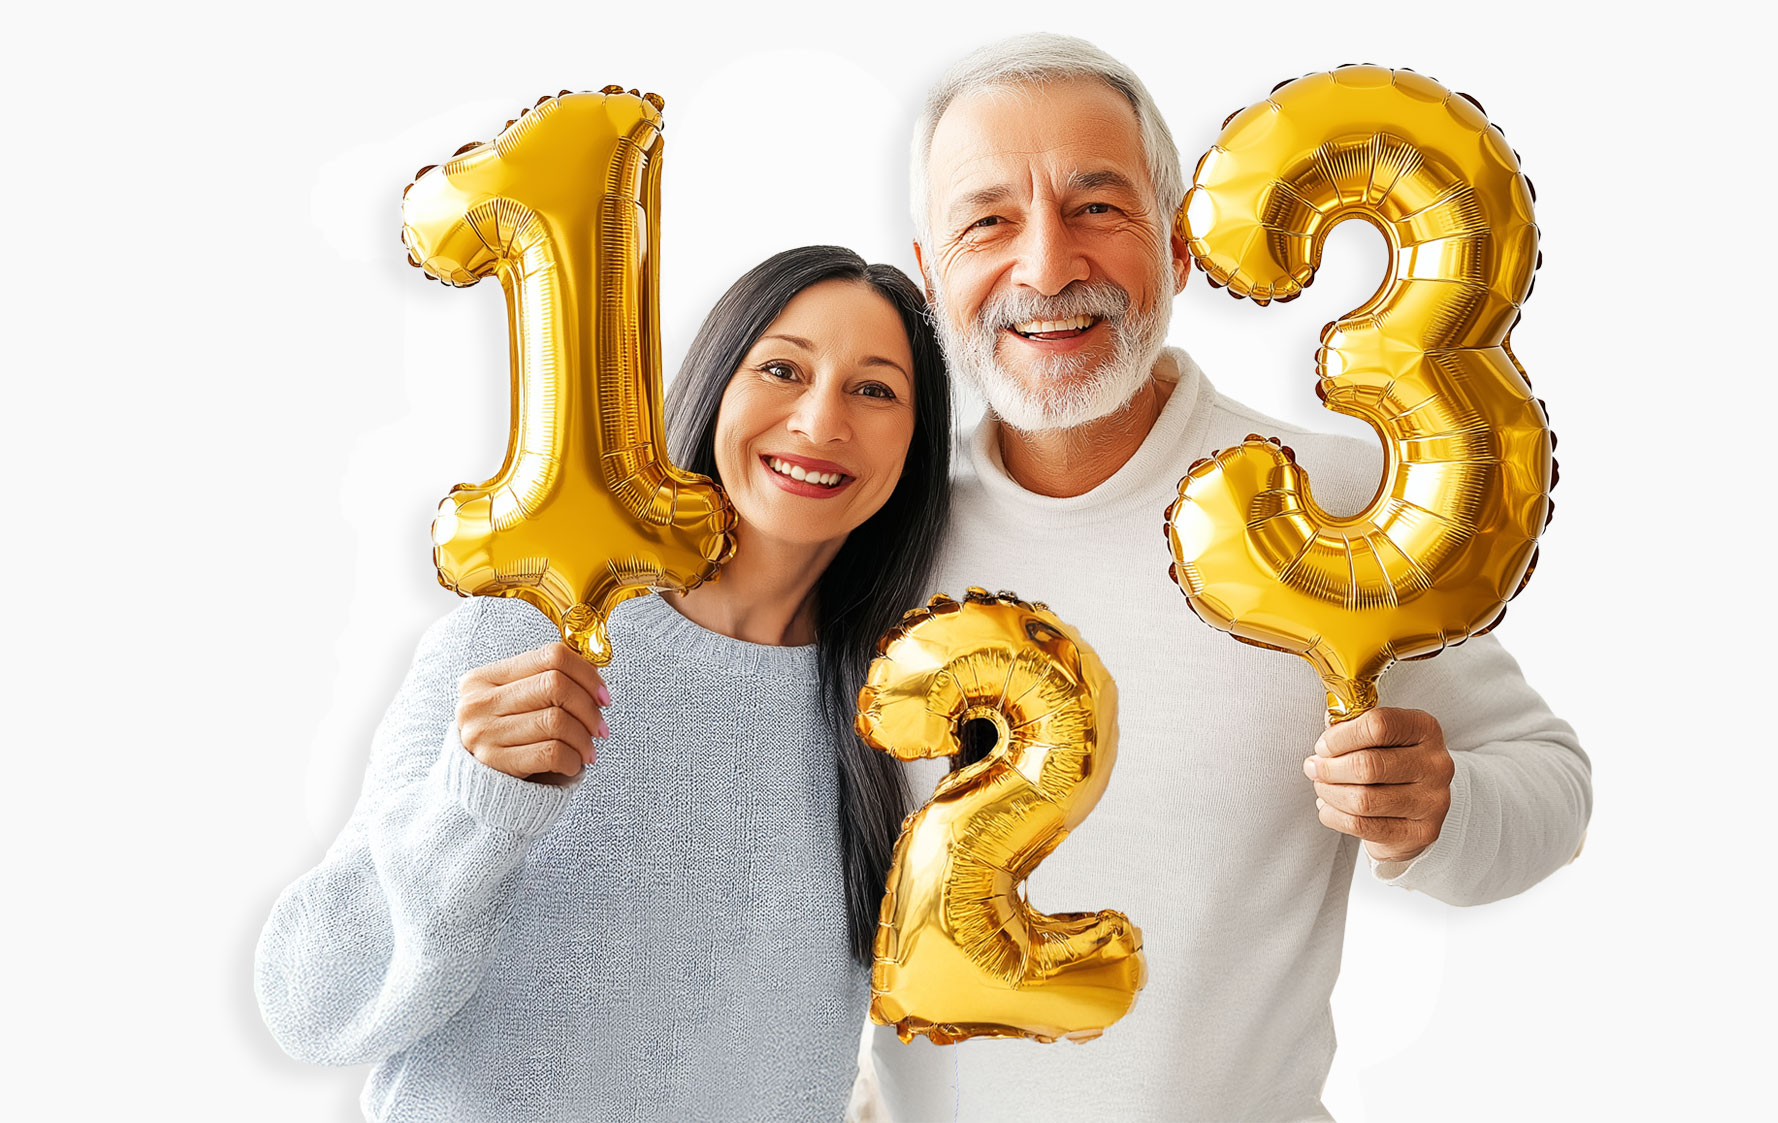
[255, 594, 867, 1122]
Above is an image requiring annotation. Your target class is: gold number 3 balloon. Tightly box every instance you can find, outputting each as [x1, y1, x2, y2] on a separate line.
[856, 589, 1146, 1045]
[401, 89, 736, 664]
[1166, 67, 1556, 721]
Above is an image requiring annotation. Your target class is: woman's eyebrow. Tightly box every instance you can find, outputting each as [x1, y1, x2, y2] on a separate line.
[861, 355, 911, 380]
[759, 334, 909, 380]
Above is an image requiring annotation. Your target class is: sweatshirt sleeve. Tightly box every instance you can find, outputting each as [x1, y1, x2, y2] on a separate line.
[254, 599, 579, 1065]
[1364, 632, 1592, 906]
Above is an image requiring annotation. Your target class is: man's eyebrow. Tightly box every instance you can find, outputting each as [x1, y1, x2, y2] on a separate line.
[946, 184, 1014, 226]
[1069, 168, 1139, 194]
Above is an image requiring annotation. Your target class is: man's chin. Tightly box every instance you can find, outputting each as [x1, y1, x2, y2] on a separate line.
[973, 359, 1156, 432]
[983, 381, 1145, 434]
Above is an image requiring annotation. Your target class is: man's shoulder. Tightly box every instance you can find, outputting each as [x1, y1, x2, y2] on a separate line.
[1198, 385, 1384, 516]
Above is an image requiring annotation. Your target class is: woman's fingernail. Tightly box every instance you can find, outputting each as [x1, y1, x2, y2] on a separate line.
[595, 685, 611, 706]
[596, 717, 609, 738]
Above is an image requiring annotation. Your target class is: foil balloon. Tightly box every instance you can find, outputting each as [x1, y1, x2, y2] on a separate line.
[1166, 66, 1556, 721]
[402, 89, 736, 664]
[856, 588, 1145, 1045]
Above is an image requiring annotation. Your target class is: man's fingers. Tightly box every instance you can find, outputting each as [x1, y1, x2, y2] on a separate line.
[1314, 798, 1424, 849]
[1315, 706, 1435, 758]
[1305, 747, 1421, 786]
[1313, 779, 1431, 820]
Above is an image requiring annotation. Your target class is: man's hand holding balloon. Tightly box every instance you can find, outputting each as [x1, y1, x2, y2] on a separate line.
[1305, 708, 1455, 864]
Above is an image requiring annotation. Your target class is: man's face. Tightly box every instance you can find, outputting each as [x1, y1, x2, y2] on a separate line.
[920, 77, 1188, 432]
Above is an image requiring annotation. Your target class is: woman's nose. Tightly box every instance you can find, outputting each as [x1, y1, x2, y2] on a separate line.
[787, 384, 851, 444]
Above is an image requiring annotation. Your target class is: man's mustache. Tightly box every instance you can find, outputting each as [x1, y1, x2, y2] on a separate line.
[976, 280, 1131, 332]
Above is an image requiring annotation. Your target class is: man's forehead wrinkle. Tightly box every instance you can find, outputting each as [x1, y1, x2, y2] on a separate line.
[941, 144, 1124, 194]
[926, 77, 1155, 234]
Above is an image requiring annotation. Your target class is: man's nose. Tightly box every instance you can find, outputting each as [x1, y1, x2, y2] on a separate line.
[1009, 208, 1090, 296]
[787, 384, 851, 444]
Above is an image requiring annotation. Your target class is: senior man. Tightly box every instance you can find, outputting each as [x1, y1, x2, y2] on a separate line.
[866, 34, 1592, 1122]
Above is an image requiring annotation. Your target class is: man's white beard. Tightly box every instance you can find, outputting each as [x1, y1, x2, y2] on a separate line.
[932, 268, 1172, 433]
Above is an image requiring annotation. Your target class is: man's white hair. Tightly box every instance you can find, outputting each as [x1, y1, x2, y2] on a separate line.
[909, 33, 1186, 248]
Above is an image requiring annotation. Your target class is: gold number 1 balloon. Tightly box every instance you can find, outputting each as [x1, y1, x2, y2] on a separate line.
[1166, 66, 1556, 721]
[856, 589, 1146, 1045]
[401, 89, 736, 663]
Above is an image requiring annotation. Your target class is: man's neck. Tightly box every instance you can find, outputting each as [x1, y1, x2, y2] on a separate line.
[996, 374, 1175, 498]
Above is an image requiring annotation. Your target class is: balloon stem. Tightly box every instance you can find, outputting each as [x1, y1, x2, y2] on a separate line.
[1323, 677, 1378, 725]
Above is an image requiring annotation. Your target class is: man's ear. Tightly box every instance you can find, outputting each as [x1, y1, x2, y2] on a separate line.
[1170, 221, 1191, 295]
[912, 240, 936, 305]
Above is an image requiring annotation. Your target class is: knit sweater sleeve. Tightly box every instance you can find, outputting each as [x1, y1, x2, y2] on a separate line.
[1366, 632, 1592, 906]
[254, 599, 577, 1065]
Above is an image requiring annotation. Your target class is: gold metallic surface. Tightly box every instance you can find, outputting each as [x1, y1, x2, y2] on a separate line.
[857, 589, 1145, 1045]
[402, 89, 736, 664]
[1166, 67, 1554, 721]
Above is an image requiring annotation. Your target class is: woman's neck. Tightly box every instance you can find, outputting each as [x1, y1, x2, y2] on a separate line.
[665, 526, 841, 647]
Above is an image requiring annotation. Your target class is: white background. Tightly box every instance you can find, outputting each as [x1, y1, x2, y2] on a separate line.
[3, 1, 1769, 1119]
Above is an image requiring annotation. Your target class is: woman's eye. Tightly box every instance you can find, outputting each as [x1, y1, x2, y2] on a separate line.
[761, 361, 797, 380]
[857, 383, 897, 401]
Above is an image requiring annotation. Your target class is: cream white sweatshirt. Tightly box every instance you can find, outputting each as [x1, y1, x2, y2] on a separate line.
[870, 349, 1591, 1122]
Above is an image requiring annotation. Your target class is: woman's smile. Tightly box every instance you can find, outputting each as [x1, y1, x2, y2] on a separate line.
[760, 453, 855, 496]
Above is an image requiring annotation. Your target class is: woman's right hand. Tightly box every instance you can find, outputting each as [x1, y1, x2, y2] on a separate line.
[456, 643, 610, 785]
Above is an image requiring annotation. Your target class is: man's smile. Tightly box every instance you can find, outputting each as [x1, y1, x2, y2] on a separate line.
[1010, 314, 1100, 340]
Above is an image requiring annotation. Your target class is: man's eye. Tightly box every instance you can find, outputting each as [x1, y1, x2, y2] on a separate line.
[970, 215, 1001, 229]
[1083, 202, 1114, 215]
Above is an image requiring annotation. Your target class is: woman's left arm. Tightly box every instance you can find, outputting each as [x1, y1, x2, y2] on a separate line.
[254, 600, 577, 1065]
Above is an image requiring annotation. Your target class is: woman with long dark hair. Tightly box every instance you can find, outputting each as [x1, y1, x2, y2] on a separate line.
[255, 246, 950, 1121]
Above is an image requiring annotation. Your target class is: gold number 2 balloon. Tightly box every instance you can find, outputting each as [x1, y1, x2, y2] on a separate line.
[856, 588, 1146, 1045]
[401, 89, 736, 664]
[1166, 66, 1555, 721]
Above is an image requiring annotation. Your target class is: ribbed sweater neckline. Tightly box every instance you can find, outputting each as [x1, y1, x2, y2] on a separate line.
[618, 592, 821, 680]
[965, 348, 1213, 528]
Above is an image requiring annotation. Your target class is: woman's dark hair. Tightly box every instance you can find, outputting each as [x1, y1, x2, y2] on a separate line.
[665, 245, 951, 965]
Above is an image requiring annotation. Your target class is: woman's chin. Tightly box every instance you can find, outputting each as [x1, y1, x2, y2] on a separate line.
[731, 497, 878, 555]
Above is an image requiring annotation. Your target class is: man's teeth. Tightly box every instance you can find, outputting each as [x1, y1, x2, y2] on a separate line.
[768, 457, 844, 487]
[1014, 314, 1094, 335]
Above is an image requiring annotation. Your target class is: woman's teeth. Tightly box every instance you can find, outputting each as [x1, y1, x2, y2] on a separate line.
[768, 457, 845, 487]
[1014, 314, 1095, 337]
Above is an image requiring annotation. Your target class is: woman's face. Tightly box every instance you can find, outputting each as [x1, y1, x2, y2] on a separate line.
[713, 279, 918, 551]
